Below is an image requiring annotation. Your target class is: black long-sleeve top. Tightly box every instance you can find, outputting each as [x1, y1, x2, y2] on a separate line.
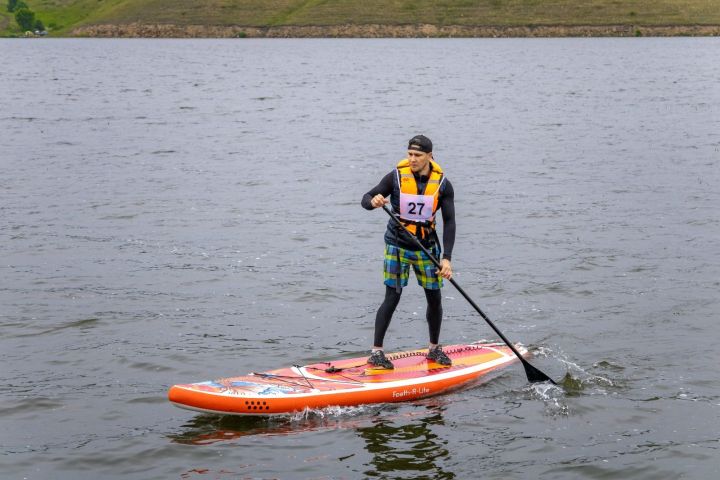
[361, 169, 456, 260]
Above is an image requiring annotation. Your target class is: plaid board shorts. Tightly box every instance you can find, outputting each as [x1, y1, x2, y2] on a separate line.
[383, 243, 443, 290]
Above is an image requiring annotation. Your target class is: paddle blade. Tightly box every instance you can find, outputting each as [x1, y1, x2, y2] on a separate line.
[521, 359, 557, 385]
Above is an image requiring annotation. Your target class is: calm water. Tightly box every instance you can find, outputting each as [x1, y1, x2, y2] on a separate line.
[1, 38, 719, 479]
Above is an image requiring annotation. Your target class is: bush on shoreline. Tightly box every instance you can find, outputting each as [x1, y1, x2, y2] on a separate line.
[7, 0, 27, 13]
[10, 0, 45, 33]
[14, 6, 34, 30]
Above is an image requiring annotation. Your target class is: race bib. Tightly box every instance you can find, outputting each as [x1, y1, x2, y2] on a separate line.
[399, 193, 435, 222]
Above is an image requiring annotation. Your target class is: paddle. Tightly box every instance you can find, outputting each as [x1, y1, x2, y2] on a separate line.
[381, 204, 556, 385]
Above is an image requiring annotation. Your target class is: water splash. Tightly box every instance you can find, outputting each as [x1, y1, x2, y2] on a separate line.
[537, 344, 624, 394]
[290, 404, 371, 421]
[525, 379, 568, 416]
[518, 344, 628, 416]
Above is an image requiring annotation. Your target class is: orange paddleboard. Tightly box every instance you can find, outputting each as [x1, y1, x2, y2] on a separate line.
[168, 342, 527, 416]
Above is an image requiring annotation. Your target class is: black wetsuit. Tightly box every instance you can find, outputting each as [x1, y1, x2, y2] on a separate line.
[361, 167, 456, 347]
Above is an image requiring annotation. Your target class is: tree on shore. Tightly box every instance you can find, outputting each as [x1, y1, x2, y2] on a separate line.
[7, 0, 28, 13]
[14, 7, 35, 31]
[11, 0, 46, 33]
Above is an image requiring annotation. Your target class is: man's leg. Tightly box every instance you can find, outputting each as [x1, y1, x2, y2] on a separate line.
[416, 247, 452, 366]
[375, 244, 409, 349]
[368, 245, 409, 369]
[373, 285, 402, 348]
[424, 288, 443, 346]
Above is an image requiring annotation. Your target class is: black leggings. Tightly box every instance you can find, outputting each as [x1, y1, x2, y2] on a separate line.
[373, 285, 443, 348]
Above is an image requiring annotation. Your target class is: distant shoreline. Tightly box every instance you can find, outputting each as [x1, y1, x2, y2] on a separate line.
[71, 23, 720, 38]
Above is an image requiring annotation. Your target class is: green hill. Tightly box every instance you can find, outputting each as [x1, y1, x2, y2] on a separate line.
[3, 0, 720, 37]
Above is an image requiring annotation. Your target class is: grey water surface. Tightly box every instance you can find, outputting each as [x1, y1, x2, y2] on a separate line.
[1, 38, 719, 479]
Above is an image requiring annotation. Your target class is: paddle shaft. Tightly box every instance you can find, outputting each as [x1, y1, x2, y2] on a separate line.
[381, 205, 555, 384]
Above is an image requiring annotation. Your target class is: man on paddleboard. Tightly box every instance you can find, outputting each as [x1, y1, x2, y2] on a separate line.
[361, 135, 456, 369]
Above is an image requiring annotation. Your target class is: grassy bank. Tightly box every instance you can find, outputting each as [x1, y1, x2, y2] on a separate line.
[2, 0, 720, 37]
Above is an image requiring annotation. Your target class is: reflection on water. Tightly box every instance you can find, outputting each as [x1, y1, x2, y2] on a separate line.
[170, 401, 456, 478]
[357, 406, 455, 479]
[170, 414, 285, 445]
[169, 406, 377, 445]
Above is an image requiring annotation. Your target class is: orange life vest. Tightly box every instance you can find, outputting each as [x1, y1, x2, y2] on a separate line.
[395, 159, 445, 240]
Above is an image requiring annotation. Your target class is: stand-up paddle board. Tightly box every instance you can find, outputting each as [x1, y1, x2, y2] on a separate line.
[168, 342, 527, 416]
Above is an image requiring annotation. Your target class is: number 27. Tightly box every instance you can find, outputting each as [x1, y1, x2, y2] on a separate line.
[408, 202, 425, 215]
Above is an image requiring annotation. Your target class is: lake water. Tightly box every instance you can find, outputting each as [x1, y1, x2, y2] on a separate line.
[1, 38, 719, 479]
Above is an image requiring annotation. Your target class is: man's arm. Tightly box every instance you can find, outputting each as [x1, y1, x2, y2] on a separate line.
[361, 171, 394, 210]
[439, 180, 456, 261]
